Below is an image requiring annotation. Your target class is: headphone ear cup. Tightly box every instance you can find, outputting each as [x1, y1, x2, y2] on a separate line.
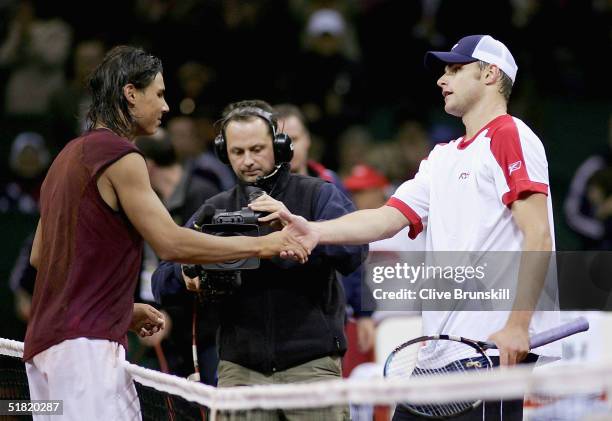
[214, 134, 229, 165]
[273, 133, 294, 164]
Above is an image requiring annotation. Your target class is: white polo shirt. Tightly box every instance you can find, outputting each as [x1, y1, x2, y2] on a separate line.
[387, 114, 560, 359]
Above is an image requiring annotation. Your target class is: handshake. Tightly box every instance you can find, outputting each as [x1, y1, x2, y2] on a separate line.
[204, 189, 320, 264]
[182, 193, 320, 293]
[247, 192, 319, 263]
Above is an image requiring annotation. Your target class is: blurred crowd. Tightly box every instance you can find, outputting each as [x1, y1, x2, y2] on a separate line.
[1, 0, 609, 188]
[1, 0, 611, 376]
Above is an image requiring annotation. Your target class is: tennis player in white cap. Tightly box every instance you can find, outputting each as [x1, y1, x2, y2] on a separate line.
[280, 34, 560, 420]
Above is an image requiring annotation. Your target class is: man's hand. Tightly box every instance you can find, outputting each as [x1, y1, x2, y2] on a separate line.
[248, 193, 289, 230]
[130, 303, 165, 338]
[259, 229, 311, 263]
[277, 210, 320, 260]
[138, 310, 172, 347]
[182, 269, 201, 292]
[488, 323, 530, 366]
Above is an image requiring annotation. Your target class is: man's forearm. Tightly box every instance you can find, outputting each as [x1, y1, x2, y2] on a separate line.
[507, 231, 553, 328]
[157, 227, 263, 263]
[315, 207, 406, 245]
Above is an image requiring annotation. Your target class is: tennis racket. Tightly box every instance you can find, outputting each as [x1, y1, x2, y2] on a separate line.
[383, 317, 589, 419]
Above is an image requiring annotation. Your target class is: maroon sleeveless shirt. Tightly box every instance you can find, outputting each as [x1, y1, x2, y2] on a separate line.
[24, 129, 143, 361]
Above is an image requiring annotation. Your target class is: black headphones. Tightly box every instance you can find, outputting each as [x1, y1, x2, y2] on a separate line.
[214, 107, 294, 165]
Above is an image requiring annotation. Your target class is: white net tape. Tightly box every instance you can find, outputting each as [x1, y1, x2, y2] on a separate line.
[2, 338, 612, 412]
[0, 338, 25, 359]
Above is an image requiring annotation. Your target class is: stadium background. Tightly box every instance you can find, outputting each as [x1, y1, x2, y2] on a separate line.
[0, 0, 610, 345]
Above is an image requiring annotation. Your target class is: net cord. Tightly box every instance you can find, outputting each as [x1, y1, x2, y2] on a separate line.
[2, 338, 612, 412]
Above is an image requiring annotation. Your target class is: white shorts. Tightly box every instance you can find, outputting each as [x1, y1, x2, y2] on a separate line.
[25, 338, 141, 421]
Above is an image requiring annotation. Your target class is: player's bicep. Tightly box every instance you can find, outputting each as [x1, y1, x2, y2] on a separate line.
[386, 192, 426, 240]
[378, 205, 413, 238]
[386, 158, 431, 239]
[104, 153, 178, 253]
[511, 193, 551, 243]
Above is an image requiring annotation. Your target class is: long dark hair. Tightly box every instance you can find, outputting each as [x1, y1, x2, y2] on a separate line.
[86, 46, 163, 137]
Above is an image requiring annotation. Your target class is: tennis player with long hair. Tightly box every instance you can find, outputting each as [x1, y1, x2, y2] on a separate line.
[23, 46, 309, 421]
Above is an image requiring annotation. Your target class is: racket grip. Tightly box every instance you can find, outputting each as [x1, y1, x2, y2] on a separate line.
[529, 316, 589, 349]
[482, 317, 589, 350]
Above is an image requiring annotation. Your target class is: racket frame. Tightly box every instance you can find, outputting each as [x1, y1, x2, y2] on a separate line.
[384, 335, 493, 419]
[382, 317, 590, 419]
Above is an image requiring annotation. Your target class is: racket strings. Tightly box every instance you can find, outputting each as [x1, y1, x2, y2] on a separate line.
[386, 339, 492, 417]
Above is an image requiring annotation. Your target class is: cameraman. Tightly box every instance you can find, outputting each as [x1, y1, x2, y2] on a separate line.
[152, 100, 365, 420]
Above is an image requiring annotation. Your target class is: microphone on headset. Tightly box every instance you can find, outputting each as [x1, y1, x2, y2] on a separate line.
[254, 165, 282, 185]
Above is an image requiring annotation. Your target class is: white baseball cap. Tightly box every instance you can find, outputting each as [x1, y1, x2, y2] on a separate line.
[424, 35, 518, 84]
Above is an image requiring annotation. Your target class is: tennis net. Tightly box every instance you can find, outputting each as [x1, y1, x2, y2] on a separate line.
[2, 337, 611, 420]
